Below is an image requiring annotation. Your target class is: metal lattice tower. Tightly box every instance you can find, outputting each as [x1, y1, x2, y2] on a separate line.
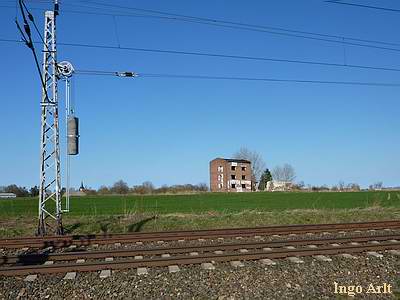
[38, 9, 63, 235]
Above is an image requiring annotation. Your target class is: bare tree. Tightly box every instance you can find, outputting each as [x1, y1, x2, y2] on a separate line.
[233, 147, 266, 186]
[131, 181, 155, 195]
[110, 180, 129, 194]
[272, 163, 296, 182]
[98, 185, 110, 195]
[142, 181, 155, 194]
[347, 183, 361, 191]
[272, 166, 283, 182]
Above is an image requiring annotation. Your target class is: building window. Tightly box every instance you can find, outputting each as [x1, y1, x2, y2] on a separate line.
[242, 184, 246, 188]
[242, 175, 246, 180]
[218, 166, 223, 172]
[242, 166, 246, 171]
[218, 183, 223, 189]
[231, 184, 236, 189]
[231, 166, 236, 171]
[231, 175, 236, 180]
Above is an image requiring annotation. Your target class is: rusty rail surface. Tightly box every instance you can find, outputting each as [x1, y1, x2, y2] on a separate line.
[1, 220, 399, 249]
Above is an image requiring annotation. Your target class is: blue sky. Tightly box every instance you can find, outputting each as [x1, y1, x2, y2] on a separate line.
[0, 0, 399, 189]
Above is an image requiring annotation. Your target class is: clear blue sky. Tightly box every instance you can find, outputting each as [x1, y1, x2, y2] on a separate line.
[1, 0, 399, 189]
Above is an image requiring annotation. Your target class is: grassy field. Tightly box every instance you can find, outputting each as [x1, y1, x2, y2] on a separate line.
[0, 191, 398, 217]
[0, 191, 399, 237]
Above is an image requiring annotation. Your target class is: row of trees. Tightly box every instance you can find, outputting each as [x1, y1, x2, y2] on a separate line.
[307, 183, 361, 192]
[1, 181, 209, 197]
[234, 147, 296, 191]
[232, 147, 387, 192]
[86, 180, 208, 195]
[310, 182, 385, 192]
[0, 185, 39, 197]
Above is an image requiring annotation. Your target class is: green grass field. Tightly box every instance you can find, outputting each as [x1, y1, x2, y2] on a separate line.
[0, 191, 399, 237]
[0, 191, 399, 217]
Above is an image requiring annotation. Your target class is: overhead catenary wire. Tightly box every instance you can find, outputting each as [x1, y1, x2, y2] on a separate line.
[8, 0, 400, 89]
[5, 0, 400, 47]
[82, 1, 400, 50]
[112, 15, 121, 48]
[15, 0, 52, 103]
[325, 1, 400, 13]
[73, 69, 400, 87]
[21, 0, 46, 46]
[2, 37, 400, 74]
[2, 2, 400, 52]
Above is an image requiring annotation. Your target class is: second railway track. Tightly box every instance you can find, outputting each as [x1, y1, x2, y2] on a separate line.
[2, 233, 399, 265]
[1, 220, 399, 249]
[0, 230, 399, 277]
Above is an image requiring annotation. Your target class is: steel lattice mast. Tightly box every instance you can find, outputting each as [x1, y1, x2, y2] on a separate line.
[38, 6, 63, 235]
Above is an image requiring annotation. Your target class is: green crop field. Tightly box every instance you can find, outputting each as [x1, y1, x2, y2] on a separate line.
[1, 191, 399, 237]
[0, 191, 399, 217]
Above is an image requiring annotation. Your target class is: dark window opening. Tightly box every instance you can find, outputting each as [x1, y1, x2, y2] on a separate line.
[242, 175, 246, 180]
[231, 166, 236, 171]
[231, 175, 236, 180]
[241, 184, 246, 188]
[231, 184, 236, 189]
[242, 166, 246, 171]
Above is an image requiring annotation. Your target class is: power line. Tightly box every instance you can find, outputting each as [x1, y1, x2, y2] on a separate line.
[2, 2, 400, 52]
[15, 0, 52, 103]
[74, 69, 400, 87]
[36, 41, 400, 72]
[3, 37, 400, 73]
[325, 1, 400, 13]
[20, 0, 48, 51]
[81, 1, 400, 50]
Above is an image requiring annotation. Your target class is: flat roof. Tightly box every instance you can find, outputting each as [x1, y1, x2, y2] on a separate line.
[212, 158, 251, 164]
[225, 158, 251, 164]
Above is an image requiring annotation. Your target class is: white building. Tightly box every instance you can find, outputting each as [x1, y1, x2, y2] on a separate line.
[266, 181, 292, 192]
[0, 193, 17, 198]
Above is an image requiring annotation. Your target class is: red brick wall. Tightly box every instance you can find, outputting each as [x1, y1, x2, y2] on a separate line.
[210, 158, 252, 192]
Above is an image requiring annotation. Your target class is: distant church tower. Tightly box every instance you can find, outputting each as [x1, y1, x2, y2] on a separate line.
[79, 181, 85, 192]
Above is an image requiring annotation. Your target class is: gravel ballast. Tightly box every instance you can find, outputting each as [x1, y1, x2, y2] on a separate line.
[0, 253, 398, 299]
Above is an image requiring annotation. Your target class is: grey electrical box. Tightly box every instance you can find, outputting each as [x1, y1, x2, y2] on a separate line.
[67, 116, 79, 155]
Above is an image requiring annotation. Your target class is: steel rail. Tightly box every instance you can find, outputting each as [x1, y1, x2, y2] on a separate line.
[0, 242, 398, 276]
[1, 233, 398, 265]
[3, 219, 399, 242]
[1, 220, 399, 249]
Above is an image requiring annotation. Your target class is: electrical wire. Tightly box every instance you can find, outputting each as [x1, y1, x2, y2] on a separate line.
[325, 1, 400, 13]
[15, 0, 52, 103]
[21, 1, 44, 43]
[81, 1, 400, 50]
[21, 0, 50, 52]
[74, 69, 400, 87]
[3, 37, 400, 73]
[48, 41, 400, 72]
[112, 15, 121, 48]
[2, 2, 400, 53]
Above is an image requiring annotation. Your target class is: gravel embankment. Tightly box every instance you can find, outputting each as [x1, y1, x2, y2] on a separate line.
[0, 253, 398, 299]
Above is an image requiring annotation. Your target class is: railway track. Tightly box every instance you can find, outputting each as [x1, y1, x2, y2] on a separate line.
[2, 233, 399, 264]
[1, 220, 399, 249]
[0, 232, 399, 277]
